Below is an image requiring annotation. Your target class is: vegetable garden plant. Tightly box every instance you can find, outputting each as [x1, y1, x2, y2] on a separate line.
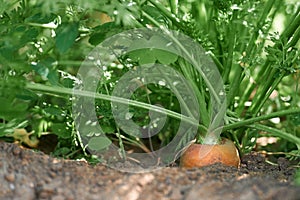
[0, 0, 299, 176]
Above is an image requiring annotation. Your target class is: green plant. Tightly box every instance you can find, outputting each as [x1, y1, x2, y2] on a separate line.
[0, 0, 299, 166]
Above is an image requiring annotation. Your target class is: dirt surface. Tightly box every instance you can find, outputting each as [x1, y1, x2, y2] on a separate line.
[0, 141, 299, 200]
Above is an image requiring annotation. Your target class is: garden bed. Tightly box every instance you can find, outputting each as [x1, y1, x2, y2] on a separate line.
[1, 141, 299, 200]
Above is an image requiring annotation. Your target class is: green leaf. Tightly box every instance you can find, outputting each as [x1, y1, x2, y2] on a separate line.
[0, 97, 28, 120]
[289, 114, 300, 126]
[101, 125, 115, 133]
[16, 89, 38, 101]
[31, 57, 58, 83]
[89, 22, 122, 46]
[127, 37, 149, 51]
[61, 77, 75, 88]
[31, 61, 49, 80]
[52, 147, 71, 157]
[44, 107, 63, 117]
[25, 12, 57, 24]
[127, 35, 178, 65]
[51, 123, 70, 139]
[128, 49, 156, 65]
[149, 35, 178, 63]
[0, 0, 18, 16]
[47, 69, 59, 86]
[20, 28, 39, 44]
[88, 136, 112, 151]
[141, 5, 166, 25]
[55, 22, 79, 53]
[89, 30, 107, 46]
[149, 35, 171, 48]
[154, 49, 178, 65]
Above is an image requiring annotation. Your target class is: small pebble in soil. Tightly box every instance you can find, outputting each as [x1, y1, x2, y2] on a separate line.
[4, 173, 15, 182]
[12, 147, 21, 156]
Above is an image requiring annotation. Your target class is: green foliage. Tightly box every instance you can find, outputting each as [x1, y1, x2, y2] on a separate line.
[55, 22, 79, 54]
[127, 35, 178, 65]
[88, 136, 112, 151]
[0, 0, 299, 166]
[89, 22, 123, 46]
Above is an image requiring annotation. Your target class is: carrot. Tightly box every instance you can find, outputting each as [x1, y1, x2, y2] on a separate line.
[180, 138, 240, 168]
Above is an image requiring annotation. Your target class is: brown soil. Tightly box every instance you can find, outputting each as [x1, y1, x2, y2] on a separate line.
[0, 141, 299, 200]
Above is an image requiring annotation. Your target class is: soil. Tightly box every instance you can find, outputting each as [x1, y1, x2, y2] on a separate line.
[0, 141, 299, 200]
